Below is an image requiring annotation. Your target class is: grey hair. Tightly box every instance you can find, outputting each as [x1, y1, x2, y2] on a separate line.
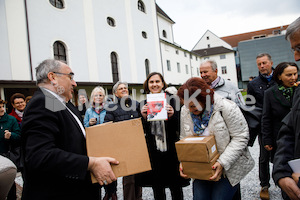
[113, 81, 128, 95]
[285, 17, 300, 41]
[201, 60, 218, 71]
[35, 59, 62, 84]
[256, 53, 272, 61]
[90, 86, 106, 105]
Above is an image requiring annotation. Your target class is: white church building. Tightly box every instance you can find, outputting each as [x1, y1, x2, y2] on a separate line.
[0, 0, 236, 105]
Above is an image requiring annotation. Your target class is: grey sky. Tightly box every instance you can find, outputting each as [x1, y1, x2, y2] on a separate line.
[155, 0, 300, 50]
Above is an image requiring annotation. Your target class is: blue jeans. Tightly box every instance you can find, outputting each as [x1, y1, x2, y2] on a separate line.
[193, 176, 239, 200]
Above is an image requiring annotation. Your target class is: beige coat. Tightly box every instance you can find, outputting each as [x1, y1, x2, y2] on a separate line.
[180, 94, 254, 186]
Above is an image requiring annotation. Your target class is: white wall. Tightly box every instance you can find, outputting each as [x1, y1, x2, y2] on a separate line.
[0, 0, 31, 80]
[193, 30, 232, 50]
[157, 15, 174, 44]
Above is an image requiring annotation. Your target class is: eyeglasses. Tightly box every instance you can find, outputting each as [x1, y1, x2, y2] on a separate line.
[53, 72, 74, 80]
[291, 46, 300, 54]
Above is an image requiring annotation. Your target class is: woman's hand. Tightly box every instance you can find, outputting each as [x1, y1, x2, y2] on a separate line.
[179, 163, 189, 179]
[89, 118, 97, 126]
[166, 103, 174, 118]
[209, 161, 223, 181]
[141, 104, 148, 119]
[264, 145, 273, 151]
[4, 130, 11, 139]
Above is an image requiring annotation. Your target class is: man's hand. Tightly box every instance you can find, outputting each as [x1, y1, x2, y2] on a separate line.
[88, 157, 119, 186]
[278, 177, 300, 200]
[209, 161, 222, 181]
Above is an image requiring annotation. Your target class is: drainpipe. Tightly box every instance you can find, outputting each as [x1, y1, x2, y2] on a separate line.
[24, 0, 33, 81]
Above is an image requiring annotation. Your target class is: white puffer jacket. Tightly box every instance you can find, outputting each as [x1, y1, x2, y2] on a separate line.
[180, 94, 254, 186]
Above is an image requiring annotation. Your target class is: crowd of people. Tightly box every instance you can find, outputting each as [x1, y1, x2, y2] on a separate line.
[0, 17, 299, 200]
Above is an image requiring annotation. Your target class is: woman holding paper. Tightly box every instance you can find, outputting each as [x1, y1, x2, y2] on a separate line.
[262, 62, 299, 162]
[177, 77, 254, 200]
[137, 72, 189, 200]
[84, 86, 106, 127]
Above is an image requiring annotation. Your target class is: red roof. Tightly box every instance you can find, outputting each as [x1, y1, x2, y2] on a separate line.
[221, 25, 288, 47]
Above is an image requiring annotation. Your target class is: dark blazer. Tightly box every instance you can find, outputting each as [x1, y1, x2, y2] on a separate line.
[21, 88, 99, 200]
[247, 72, 275, 108]
[261, 84, 294, 161]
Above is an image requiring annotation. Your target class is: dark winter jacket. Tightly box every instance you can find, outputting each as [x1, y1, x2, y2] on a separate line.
[0, 113, 21, 153]
[135, 92, 189, 188]
[273, 88, 300, 185]
[261, 84, 295, 162]
[104, 97, 140, 123]
[247, 72, 276, 108]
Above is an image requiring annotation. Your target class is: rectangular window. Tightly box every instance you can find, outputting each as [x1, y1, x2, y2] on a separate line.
[204, 57, 210, 60]
[185, 65, 189, 74]
[177, 63, 181, 73]
[184, 52, 187, 57]
[167, 60, 171, 71]
[221, 66, 227, 74]
[190, 54, 193, 59]
[220, 54, 226, 59]
[176, 50, 179, 55]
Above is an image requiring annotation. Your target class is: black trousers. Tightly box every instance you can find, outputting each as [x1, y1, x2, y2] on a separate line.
[258, 134, 271, 188]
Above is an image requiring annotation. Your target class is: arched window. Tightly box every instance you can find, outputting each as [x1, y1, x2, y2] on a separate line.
[49, 0, 64, 9]
[111, 52, 119, 83]
[145, 59, 150, 77]
[107, 17, 115, 27]
[162, 30, 167, 38]
[142, 31, 147, 39]
[138, 0, 145, 13]
[53, 41, 67, 62]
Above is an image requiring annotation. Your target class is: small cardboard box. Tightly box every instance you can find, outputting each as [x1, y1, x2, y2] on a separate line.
[86, 118, 152, 183]
[182, 154, 219, 180]
[175, 136, 218, 163]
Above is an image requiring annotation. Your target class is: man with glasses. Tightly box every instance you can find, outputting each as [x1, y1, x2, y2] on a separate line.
[21, 59, 119, 199]
[273, 17, 300, 200]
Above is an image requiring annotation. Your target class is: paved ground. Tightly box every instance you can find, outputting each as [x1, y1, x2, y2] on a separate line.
[15, 138, 283, 199]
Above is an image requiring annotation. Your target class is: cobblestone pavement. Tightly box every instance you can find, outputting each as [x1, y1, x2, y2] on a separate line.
[15, 138, 283, 199]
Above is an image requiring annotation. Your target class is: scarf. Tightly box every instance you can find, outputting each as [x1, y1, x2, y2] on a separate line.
[92, 103, 104, 114]
[150, 121, 167, 152]
[15, 109, 23, 120]
[149, 90, 168, 152]
[278, 85, 294, 102]
[190, 105, 214, 136]
[261, 71, 273, 82]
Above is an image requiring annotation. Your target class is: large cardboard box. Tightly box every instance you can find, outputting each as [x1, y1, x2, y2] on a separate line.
[182, 154, 219, 180]
[86, 118, 151, 183]
[175, 136, 218, 163]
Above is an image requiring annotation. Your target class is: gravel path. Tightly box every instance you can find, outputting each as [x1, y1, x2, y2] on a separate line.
[109, 138, 283, 200]
[15, 138, 283, 199]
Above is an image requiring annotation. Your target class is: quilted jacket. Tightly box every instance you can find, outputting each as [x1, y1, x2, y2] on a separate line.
[180, 94, 254, 186]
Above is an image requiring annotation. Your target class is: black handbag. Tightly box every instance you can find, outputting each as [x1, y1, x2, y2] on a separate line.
[1, 145, 22, 172]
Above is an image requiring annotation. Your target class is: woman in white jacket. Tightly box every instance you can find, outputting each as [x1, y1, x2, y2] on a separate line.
[177, 77, 254, 200]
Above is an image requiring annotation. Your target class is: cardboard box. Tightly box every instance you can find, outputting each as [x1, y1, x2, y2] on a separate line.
[86, 118, 151, 183]
[175, 136, 218, 163]
[182, 154, 219, 180]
